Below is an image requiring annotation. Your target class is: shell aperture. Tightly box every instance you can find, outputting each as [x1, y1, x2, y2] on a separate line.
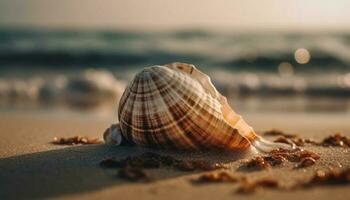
[104, 63, 290, 152]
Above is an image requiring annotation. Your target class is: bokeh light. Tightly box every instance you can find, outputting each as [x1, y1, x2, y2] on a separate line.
[278, 62, 294, 77]
[344, 73, 350, 87]
[294, 48, 311, 64]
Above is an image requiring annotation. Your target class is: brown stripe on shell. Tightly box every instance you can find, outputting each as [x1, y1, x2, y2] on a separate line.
[136, 71, 156, 146]
[127, 67, 176, 95]
[119, 72, 151, 145]
[139, 72, 158, 148]
[121, 68, 188, 148]
[154, 69, 213, 149]
[171, 72, 251, 150]
[146, 71, 178, 149]
[121, 68, 196, 149]
[155, 77, 202, 149]
[167, 75, 231, 148]
[118, 85, 130, 119]
[172, 68, 247, 149]
[157, 71, 225, 149]
[119, 79, 140, 143]
[149, 70, 195, 149]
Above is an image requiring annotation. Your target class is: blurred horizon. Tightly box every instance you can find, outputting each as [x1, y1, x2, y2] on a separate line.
[1, 25, 350, 34]
[0, 0, 349, 32]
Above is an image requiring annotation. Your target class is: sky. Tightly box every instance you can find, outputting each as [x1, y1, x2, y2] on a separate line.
[0, 0, 349, 32]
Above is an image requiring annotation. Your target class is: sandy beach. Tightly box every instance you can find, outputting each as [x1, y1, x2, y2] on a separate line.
[0, 110, 349, 200]
[1, 0, 350, 199]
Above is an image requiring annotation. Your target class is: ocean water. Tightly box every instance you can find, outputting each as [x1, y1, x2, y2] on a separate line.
[0, 28, 349, 113]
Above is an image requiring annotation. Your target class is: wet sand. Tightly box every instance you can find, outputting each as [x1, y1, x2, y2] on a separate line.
[0, 111, 349, 200]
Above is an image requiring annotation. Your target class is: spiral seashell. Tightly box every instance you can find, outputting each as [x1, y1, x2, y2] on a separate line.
[104, 63, 289, 152]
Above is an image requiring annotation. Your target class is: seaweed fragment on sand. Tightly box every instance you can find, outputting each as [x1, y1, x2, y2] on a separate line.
[241, 148, 319, 170]
[236, 168, 350, 194]
[269, 148, 320, 162]
[117, 167, 151, 182]
[236, 178, 280, 194]
[192, 171, 239, 184]
[304, 168, 350, 187]
[272, 134, 320, 147]
[52, 136, 102, 145]
[175, 160, 226, 172]
[243, 156, 271, 170]
[320, 133, 350, 147]
[262, 129, 299, 138]
[295, 157, 317, 168]
[266, 130, 350, 148]
[100, 152, 173, 169]
[100, 152, 227, 181]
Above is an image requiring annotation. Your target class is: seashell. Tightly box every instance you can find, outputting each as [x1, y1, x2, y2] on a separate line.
[104, 63, 289, 152]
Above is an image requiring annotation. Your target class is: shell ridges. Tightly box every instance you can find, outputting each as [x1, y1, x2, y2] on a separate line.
[115, 63, 256, 150]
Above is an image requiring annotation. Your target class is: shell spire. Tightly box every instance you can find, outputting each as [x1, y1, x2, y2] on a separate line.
[104, 63, 290, 152]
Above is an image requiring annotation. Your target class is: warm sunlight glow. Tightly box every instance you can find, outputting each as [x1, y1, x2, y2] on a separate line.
[294, 48, 311, 64]
[278, 62, 294, 76]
